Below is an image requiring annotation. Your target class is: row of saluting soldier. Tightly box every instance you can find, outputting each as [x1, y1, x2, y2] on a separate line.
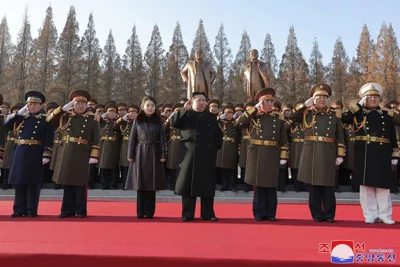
[0, 81, 399, 224]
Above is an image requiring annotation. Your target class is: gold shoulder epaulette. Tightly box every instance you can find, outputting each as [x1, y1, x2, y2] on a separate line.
[388, 110, 394, 117]
[336, 110, 342, 119]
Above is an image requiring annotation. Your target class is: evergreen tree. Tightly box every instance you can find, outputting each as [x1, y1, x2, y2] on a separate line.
[356, 24, 377, 83]
[213, 23, 232, 101]
[122, 25, 144, 103]
[261, 33, 278, 87]
[190, 19, 213, 64]
[309, 38, 325, 85]
[277, 26, 309, 104]
[346, 57, 362, 103]
[162, 22, 188, 102]
[55, 5, 81, 99]
[144, 25, 165, 98]
[80, 13, 101, 97]
[0, 16, 14, 94]
[101, 30, 118, 101]
[328, 37, 349, 102]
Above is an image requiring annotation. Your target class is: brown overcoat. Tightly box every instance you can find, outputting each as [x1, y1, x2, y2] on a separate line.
[98, 119, 121, 169]
[216, 120, 239, 170]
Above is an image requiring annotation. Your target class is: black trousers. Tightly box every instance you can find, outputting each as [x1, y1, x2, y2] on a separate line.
[338, 168, 351, 185]
[253, 186, 277, 219]
[43, 165, 53, 183]
[100, 168, 119, 189]
[120, 166, 129, 189]
[291, 168, 305, 191]
[137, 191, 156, 218]
[166, 168, 177, 190]
[13, 184, 41, 215]
[240, 167, 252, 191]
[221, 168, 236, 190]
[182, 196, 215, 219]
[61, 185, 87, 215]
[1, 168, 11, 189]
[309, 185, 336, 220]
[278, 166, 288, 191]
[88, 165, 99, 188]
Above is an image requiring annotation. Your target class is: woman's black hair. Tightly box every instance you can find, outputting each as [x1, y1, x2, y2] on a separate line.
[136, 95, 162, 123]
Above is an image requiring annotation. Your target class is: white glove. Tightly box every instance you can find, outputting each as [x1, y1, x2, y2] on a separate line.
[168, 111, 176, 120]
[336, 157, 343, 165]
[101, 113, 108, 119]
[122, 114, 129, 121]
[62, 100, 75, 111]
[219, 113, 226, 120]
[233, 112, 240, 120]
[255, 100, 263, 109]
[305, 97, 315, 108]
[280, 160, 287, 165]
[358, 96, 367, 107]
[89, 158, 98, 164]
[42, 158, 50, 165]
[392, 159, 398, 165]
[17, 104, 28, 115]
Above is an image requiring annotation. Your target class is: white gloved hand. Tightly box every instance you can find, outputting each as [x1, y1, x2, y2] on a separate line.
[219, 113, 226, 120]
[280, 160, 287, 165]
[358, 96, 367, 107]
[17, 104, 28, 115]
[392, 159, 398, 165]
[233, 112, 240, 120]
[62, 100, 75, 111]
[168, 111, 176, 120]
[255, 100, 264, 109]
[122, 114, 129, 121]
[336, 157, 343, 165]
[305, 97, 315, 108]
[89, 158, 98, 164]
[101, 113, 108, 119]
[42, 158, 50, 165]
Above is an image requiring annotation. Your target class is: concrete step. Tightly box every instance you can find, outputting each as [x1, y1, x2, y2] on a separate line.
[1, 189, 400, 205]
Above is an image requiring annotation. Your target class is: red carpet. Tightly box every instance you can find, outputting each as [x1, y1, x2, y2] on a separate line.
[0, 201, 399, 267]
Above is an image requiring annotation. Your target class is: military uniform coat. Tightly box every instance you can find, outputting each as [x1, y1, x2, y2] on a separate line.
[170, 108, 223, 198]
[290, 107, 345, 187]
[49, 130, 62, 171]
[237, 108, 288, 188]
[216, 120, 239, 170]
[46, 108, 100, 186]
[125, 116, 167, 191]
[238, 126, 250, 168]
[0, 115, 7, 163]
[2, 128, 16, 169]
[342, 104, 399, 189]
[165, 121, 185, 170]
[5, 112, 54, 185]
[117, 119, 133, 167]
[342, 125, 355, 170]
[288, 123, 304, 169]
[99, 119, 121, 169]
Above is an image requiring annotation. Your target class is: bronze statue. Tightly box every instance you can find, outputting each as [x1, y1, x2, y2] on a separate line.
[181, 50, 216, 100]
[240, 49, 269, 102]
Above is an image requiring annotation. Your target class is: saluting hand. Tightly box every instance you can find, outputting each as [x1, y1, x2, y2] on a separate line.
[17, 104, 28, 116]
[255, 100, 264, 109]
[184, 100, 192, 111]
[122, 114, 129, 121]
[101, 112, 108, 119]
[305, 97, 315, 108]
[62, 100, 75, 112]
[358, 96, 367, 106]
[219, 113, 226, 120]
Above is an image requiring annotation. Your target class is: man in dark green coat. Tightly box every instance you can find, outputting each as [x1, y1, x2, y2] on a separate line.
[46, 90, 100, 218]
[171, 92, 223, 221]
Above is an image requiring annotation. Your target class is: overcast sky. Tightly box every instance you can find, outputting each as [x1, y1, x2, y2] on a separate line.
[1, 0, 399, 65]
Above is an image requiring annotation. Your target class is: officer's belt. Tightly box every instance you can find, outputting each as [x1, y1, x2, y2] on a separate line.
[62, 136, 90, 145]
[15, 139, 43, 145]
[241, 136, 250, 140]
[54, 140, 60, 144]
[101, 136, 117, 141]
[304, 136, 335, 143]
[7, 137, 15, 142]
[292, 138, 304, 142]
[250, 139, 279, 147]
[123, 136, 129, 141]
[170, 135, 181, 140]
[223, 137, 235, 142]
[355, 136, 390, 144]
[349, 138, 355, 142]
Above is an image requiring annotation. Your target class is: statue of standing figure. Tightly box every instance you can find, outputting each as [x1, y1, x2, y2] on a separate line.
[240, 49, 269, 102]
[181, 50, 216, 100]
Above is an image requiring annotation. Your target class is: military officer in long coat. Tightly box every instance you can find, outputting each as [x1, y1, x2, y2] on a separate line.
[273, 101, 289, 193]
[99, 103, 121, 189]
[1, 103, 22, 189]
[217, 104, 239, 192]
[165, 103, 185, 190]
[171, 92, 223, 221]
[6, 91, 54, 217]
[181, 50, 217, 100]
[290, 84, 345, 222]
[237, 88, 288, 221]
[46, 90, 100, 218]
[44, 102, 60, 188]
[342, 83, 399, 224]
[116, 104, 138, 188]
